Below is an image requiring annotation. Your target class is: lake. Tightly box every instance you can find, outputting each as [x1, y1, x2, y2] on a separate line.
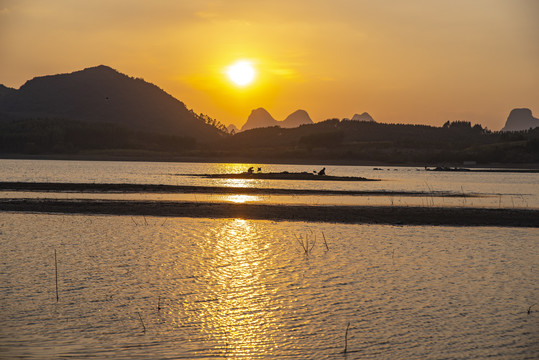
[0, 159, 538, 359]
[1, 159, 538, 208]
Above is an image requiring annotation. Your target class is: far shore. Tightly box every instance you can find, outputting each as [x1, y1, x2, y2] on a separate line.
[1, 154, 538, 170]
[1, 199, 537, 227]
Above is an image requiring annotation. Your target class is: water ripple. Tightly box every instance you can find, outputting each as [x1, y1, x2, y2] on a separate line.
[0, 214, 537, 359]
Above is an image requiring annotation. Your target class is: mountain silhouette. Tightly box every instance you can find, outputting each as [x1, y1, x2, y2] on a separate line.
[501, 108, 539, 132]
[241, 108, 277, 131]
[0, 65, 222, 140]
[351, 112, 375, 122]
[0, 84, 16, 98]
[227, 123, 240, 134]
[240, 108, 313, 131]
[282, 110, 313, 128]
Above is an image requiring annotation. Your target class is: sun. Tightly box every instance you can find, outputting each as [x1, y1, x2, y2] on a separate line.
[226, 60, 256, 86]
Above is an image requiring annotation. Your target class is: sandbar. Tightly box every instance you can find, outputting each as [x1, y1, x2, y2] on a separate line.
[0, 182, 482, 198]
[189, 171, 378, 181]
[0, 199, 537, 227]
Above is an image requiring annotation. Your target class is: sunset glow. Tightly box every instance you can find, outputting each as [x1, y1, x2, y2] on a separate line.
[0, 1, 538, 129]
[226, 60, 256, 86]
[1, 1, 538, 358]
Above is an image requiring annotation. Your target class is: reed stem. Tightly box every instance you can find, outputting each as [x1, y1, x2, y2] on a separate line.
[137, 312, 146, 333]
[344, 322, 351, 353]
[54, 249, 59, 302]
[322, 232, 329, 251]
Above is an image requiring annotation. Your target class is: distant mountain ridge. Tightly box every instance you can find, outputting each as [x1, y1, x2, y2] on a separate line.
[282, 110, 313, 128]
[501, 108, 539, 132]
[241, 108, 276, 131]
[0, 65, 223, 140]
[241, 108, 313, 131]
[227, 123, 239, 134]
[351, 112, 375, 122]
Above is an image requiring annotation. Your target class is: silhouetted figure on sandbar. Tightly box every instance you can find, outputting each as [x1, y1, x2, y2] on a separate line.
[318, 167, 326, 176]
[247, 167, 254, 174]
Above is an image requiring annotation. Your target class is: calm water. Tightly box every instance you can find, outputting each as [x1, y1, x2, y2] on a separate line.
[0, 214, 537, 359]
[1, 159, 538, 208]
[0, 160, 538, 359]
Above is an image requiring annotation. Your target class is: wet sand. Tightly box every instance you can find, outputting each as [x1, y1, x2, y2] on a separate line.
[0, 182, 481, 197]
[1, 198, 537, 227]
[1, 181, 535, 226]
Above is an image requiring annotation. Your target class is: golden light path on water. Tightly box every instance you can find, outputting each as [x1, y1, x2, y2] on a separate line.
[1, 211, 537, 358]
[224, 194, 263, 203]
[210, 219, 274, 356]
[215, 163, 258, 176]
[172, 219, 283, 357]
[213, 164, 264, 203]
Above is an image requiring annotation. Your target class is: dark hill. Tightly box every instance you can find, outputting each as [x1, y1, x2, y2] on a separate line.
[214, 118, 539, 164]
[0, 65, 223, 140]
[0, 84, 16, 99]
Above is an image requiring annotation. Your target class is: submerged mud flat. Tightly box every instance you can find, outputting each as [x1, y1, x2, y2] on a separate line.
[1, 198, 538, 227]
[189, 171, 379, 181]
[0, 181, 481, 197]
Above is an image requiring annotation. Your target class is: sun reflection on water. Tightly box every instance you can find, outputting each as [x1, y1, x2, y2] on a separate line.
[215, 163, 258, 175]
[219, 178, 256, 188]
[222, 194, 262, 203]
[175, 218, 283, 357]
[214, 163, 263, 189]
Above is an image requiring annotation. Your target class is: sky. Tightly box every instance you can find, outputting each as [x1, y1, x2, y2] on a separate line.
[1, 0, 538, 130]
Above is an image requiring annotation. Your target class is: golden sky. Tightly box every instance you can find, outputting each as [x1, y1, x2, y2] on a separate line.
[1, 0, 538, 130]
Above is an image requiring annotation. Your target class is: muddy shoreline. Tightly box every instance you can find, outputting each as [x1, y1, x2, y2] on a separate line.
[0, 182, 482, 198]
[190, 172, 378, 181]
[1, 199, 537, 227]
